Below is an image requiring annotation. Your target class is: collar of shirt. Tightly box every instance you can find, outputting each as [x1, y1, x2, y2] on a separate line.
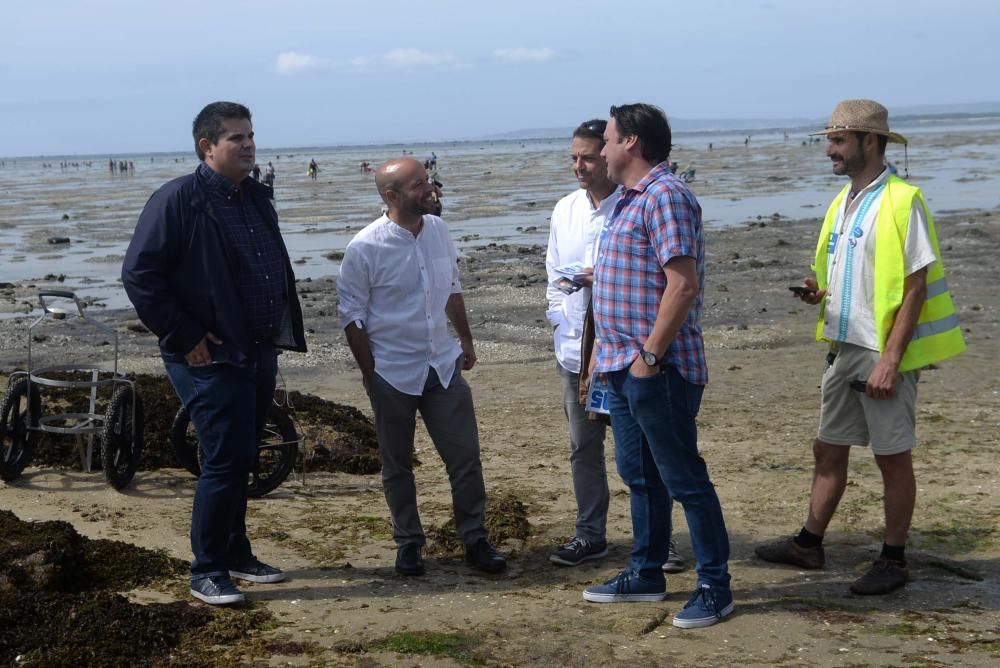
[199, 162, 247, 199]
[624, 160, 674, 196]
[841, 167, 889, 219]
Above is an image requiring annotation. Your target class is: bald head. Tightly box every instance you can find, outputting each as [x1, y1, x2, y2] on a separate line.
[374, 156, 435, 223]
[375, 157, 425, 202]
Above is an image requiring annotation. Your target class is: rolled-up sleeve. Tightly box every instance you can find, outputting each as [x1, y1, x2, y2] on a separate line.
[337, 242, 371, 328]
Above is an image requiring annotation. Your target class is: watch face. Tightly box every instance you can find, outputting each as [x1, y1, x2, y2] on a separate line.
[642, 351, 657, 366]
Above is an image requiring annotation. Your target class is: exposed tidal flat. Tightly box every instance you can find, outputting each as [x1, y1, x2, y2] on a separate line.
[1, 120, 999, 665]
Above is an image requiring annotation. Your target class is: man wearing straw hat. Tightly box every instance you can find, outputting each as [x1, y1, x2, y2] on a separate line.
[755, 99, 965, 595]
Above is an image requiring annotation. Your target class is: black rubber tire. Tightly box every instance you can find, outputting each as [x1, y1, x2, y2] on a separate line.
[0, 378, 42, 482]
[169, 406, 202, 477]
[100, 385, 145, 490]
[169, 404, 298, 498]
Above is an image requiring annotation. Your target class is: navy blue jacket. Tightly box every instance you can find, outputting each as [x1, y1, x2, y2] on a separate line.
[122, 166, 307, 364]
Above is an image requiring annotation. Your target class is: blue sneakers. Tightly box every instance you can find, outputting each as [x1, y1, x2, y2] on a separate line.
[229, 559, 287, 584]
[190, 575, 245, 605]
[672, 584, 734, 628]
[583, 569, 667, 603]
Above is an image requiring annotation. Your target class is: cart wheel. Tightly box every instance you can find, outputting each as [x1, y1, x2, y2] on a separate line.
[169, 404, 298, 497]
[0, 378, 42, 482]
[169, 406, 202, 477]
[100, 385, 144, 490]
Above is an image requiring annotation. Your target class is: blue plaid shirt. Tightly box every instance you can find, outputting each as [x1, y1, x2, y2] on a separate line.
[593, 161, 707, 385]
[199, 163, 287, 342]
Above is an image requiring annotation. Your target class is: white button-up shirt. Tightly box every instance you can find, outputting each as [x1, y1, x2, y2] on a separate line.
[545, 188, 621, 373]
[338, 214, 463, 395]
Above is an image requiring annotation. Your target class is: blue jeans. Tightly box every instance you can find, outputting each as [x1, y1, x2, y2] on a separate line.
[607, 365, 730, 588]
[164, 344, 277, 579]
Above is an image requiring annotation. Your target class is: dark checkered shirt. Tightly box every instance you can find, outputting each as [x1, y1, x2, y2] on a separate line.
[199, 163, 286, 342]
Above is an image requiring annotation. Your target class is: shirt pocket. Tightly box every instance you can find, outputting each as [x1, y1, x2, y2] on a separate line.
[432, 257, 455, 291]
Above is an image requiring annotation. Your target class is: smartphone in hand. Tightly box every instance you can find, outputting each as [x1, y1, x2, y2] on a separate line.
[788, 286, 818, 297]
[556, 277, 583, 295]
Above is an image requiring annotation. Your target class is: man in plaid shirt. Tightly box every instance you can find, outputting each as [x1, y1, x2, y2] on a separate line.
[582, 103, 733, 629]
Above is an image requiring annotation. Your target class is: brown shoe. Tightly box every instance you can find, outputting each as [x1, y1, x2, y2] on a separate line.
[755, 536, 825, 569]
[850, 558, 908, 595]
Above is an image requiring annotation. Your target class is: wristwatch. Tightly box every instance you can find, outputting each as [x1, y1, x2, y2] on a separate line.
[640, 349, 659, 366]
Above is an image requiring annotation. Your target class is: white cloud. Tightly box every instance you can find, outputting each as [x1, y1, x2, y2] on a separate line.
[274, 51, 327, 75]
[493, 47, 556, 64]
[351, 48, 457, 70]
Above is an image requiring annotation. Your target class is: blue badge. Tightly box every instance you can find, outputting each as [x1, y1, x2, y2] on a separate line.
[828, 232, 839, 254]
[852, 227, 864, 238]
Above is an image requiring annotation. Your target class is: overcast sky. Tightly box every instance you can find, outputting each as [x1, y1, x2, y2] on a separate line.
[3, 0, 998, 156]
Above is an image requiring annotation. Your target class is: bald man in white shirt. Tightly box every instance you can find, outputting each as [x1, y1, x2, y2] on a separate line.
[338, 157, 506, 577]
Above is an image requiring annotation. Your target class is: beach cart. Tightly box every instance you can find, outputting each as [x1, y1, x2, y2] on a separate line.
[0, 291, 144, 490]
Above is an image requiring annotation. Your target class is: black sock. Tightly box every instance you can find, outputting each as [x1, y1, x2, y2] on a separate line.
[880, 543, 906, 564]
[794, 527, 823, 549]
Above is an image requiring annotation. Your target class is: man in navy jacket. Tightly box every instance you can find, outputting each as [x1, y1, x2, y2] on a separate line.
[122, 101, 306, 605]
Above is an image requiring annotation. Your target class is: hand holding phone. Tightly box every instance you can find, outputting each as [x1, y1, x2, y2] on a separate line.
[788, 286, 818, 297]
[555, 277, 583, 295]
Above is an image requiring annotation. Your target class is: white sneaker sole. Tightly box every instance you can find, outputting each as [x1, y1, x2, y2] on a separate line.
[549, 547, 609, 567]
[229, 570, 287, 584]
[190, 588, 245, 605]
[582, 590, 667, 603]
[672, 602, 735, 628]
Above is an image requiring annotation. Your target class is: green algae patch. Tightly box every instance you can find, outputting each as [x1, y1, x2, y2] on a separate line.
[371, 630, 485, 664]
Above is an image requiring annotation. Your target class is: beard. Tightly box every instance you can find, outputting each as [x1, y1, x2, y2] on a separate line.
[832, 151, 867, 176]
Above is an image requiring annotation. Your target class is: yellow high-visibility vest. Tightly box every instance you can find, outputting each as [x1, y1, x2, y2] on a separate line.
[811, 175, 965, 372]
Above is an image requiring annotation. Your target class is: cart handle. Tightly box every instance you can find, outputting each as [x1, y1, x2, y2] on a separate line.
[38, 291, 85, 318]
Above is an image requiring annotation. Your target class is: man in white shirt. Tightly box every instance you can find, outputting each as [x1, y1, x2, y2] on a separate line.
[338, 157, 506, 576]
[545, 119, 617, 567]
[756, 99, 963, 596]
[545, 119, 688, 572]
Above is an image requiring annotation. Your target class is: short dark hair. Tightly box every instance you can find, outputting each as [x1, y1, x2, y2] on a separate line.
[572, 119, 606, 143]
[609, 103, 672, 163]
[192, 101, 252, 160]
[853, 131, 888, 156]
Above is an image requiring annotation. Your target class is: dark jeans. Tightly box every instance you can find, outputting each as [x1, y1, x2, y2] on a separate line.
[164, 344, 277, 579]
[607, 365, 730, 588]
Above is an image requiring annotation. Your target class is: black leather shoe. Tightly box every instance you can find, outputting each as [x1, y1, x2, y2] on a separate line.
[465, 538, 507, 573]
[395, 543, 425, 576]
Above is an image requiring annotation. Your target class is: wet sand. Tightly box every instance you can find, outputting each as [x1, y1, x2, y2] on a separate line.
[1, 133, 999, 665]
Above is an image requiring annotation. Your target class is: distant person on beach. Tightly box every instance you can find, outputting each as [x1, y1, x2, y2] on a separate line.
[544, 118, 618, 569]
[337, 156, 507, 578]
[252, 163, 261, 181]
[122, 101, 307, 606]
[308, 158, 318, 180]
[755, 99, 965, 596]
[585, 103, 733, 629]
[264, 161, 276, 195]
[679, 162, 696, 183]
[429, 178, 444, 216]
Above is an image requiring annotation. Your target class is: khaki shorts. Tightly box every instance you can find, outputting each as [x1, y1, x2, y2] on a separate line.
[818, 343, 919, 456]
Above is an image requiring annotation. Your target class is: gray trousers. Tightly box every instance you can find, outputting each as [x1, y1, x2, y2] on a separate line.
[368, 363, 488, 548]
[558, 364, 610, 542]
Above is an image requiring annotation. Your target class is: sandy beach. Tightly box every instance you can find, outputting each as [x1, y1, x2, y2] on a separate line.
[1, 127, 999, 666]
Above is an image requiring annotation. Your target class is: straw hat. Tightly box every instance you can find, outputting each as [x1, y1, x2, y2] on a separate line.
[810, 99, 907, 144]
